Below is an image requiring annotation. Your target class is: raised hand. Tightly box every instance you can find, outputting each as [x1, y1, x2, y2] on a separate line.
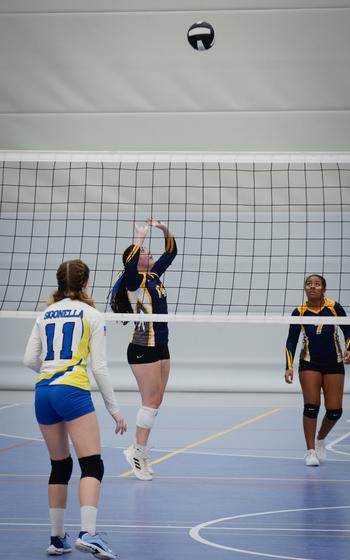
[146, 218, 162, 229]
[134, 222, 149, 239]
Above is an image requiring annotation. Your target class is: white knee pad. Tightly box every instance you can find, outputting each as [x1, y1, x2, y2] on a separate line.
[136, 406, 159, 429]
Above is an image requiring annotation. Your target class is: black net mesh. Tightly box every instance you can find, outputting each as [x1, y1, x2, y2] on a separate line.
[1, 156, 349, 316]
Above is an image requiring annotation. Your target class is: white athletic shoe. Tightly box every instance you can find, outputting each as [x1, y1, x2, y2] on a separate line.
[124, 445, 153, 481]
[315, 438, 327, 463]
[304, 449, 320, 467]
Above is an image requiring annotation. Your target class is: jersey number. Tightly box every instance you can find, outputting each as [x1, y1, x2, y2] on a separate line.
[45, 322, 75, 361]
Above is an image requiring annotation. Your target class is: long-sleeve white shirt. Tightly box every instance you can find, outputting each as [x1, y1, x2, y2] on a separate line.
[24, 298, 119, 416]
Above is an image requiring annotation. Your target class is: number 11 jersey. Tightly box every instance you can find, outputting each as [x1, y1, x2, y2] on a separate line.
[24, 298, 107, 391]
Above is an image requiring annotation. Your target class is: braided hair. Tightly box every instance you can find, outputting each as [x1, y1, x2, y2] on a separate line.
[48, 259, 95, 308]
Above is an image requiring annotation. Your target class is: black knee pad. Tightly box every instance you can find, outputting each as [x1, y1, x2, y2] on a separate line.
[78, 454, 104, 482]
[326, 408, 342, 421]
[303, 404, 320, 419]
[49, 455, 73, 485]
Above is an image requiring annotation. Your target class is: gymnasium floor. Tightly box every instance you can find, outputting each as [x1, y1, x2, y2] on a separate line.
[1, 391, 350, 560]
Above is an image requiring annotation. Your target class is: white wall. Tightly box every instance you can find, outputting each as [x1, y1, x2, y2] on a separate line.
[2, 316, 350, 393]
[0, 1, 350, 150]
[0, 317, 300, 393]
[1, 2, 350, 393]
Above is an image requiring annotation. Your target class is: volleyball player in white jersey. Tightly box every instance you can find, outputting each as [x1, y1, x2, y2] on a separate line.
[24, 259, 126, 559]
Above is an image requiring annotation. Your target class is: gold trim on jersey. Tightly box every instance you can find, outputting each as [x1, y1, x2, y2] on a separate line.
[297, 298, 336, 315]
[300, 325, 310, 361]
[286, 349, 293, 370]
[165, 236, 175, 253]
[126, 244, 141, 263]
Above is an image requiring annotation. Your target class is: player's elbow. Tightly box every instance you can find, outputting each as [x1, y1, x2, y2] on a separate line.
[23, 354, 39, 371]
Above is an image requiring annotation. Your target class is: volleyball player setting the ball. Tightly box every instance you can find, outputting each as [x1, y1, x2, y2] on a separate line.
[110, 219, 177, 480]
[24, 259, 126, 558]
[284, 274, 350, 466]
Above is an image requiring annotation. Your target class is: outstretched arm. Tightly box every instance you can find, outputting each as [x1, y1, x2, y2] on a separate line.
[124, 222, 150, 291]
[134, 222, 149, 247]
[147, 219, 177, 277]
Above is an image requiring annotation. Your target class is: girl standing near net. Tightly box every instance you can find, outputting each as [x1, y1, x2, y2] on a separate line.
[284, 274, 350, 466]
[24, 259, 126, 558]
[110, 219, 177, 480]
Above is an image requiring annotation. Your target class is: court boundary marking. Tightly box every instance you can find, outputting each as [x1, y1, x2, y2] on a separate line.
[1, 473, 350, 483]
[326, 430, 350, 457]
[118, 407, 280, 477]
[189, 505, 350, 560]
[1, 431, 349, 462]
[0, 404, 20, 411]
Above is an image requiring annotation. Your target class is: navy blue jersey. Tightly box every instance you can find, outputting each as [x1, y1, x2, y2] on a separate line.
[124, 236, 177, 347]
[285, 299, 350, 370]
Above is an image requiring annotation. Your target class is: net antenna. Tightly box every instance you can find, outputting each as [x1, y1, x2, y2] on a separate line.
[1, 151, 349, 325]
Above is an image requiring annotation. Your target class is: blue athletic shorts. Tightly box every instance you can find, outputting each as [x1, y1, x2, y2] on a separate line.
[35, 385, 95, 425]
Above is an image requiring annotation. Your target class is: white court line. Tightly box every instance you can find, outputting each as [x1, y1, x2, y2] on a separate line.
[0, 522, 191, 528]
[0, 521, 349, 533]
[190, 505, 350, 560]
[326, 431, 350, 457]
[0, 433, 43, 442]
[1, 433, 349, 462]
[0, 404, 20, 411]
[102, 444, 307, 461]
[2, 474, 350, 483]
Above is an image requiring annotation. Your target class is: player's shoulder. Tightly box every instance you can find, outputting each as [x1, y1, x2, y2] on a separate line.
[324, 298, 336, 308]
[75, 300, 103, 320]
[324, 299, 346, 315]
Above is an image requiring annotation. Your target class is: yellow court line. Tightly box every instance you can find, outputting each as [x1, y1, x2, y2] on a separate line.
[118, 407, 280, 478]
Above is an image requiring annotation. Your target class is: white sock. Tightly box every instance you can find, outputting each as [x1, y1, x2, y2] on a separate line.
[49, 508, 65, 537]
[81, 505, 97, 535]
[135, 443, 147, 452]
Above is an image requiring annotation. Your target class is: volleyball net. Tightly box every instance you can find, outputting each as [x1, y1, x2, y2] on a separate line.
[1, 151, 349, 324]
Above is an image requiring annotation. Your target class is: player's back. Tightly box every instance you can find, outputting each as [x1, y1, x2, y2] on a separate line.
[36, 298, 102, 380]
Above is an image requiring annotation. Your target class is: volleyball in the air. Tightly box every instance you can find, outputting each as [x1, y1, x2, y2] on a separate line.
[187, 21, 215, 51]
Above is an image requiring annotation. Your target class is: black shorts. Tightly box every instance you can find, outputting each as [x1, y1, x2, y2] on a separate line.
[299, 359, 345, 375]
[127, 343, 170, 365]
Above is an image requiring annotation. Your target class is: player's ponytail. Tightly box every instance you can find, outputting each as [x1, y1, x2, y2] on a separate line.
[48, 259, 96, 308]
[109, 246, 134, 322]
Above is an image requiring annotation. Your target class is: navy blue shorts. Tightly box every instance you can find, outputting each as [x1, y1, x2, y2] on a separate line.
[35, 385, 95, 425]
[299, 359, 345, 375]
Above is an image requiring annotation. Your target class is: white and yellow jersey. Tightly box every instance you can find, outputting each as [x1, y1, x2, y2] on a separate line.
[24, 298, 107, 392]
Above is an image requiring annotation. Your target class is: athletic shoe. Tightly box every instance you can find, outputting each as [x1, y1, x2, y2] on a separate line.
[46, 533, 72, 555]
[123, 445, 153, 481]
[315, 438, 327, 463]
[304, 449, 320, 467]
[75, 532, 116, 559]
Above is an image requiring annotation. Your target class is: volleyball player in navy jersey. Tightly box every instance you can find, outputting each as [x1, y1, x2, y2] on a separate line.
[284, 275, 350, 466]
[24, 259, 126, 558]
[111, 219, 177, 480]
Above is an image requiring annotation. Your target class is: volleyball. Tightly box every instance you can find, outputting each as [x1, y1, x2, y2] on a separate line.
[187, 21, 215, 51]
